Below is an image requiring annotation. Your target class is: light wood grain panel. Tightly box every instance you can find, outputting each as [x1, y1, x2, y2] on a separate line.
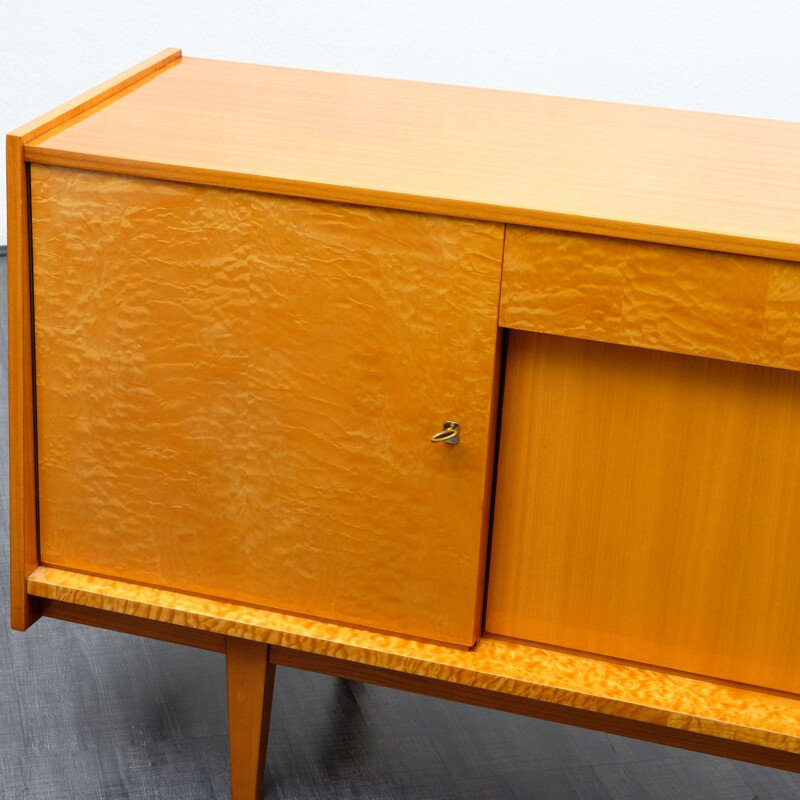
[24, 56, 800, 262]
[486, 331, 800, 693]
[500, 226, 800, 369]
[27, 566, 800, 759]
[30, 164, 503, 646]
[6, 48, 182, 632]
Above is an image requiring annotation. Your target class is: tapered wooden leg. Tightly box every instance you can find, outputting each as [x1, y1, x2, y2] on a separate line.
[226, 638, 276, 800]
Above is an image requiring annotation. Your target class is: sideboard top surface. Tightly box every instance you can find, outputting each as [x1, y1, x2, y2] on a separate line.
[22, 53, 800, 262]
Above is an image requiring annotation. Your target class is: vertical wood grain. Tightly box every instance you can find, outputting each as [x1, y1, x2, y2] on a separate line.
[6, 136, 40, 630]
[486, 331, 800, 694]
[226, 638, 275, 800]
[30, 165, 503, 646]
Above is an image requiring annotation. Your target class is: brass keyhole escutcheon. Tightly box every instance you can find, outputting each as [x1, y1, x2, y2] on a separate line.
[431, 421, 460, 445]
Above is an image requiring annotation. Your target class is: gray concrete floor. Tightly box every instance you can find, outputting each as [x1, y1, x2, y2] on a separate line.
[2, 253, 800, 798]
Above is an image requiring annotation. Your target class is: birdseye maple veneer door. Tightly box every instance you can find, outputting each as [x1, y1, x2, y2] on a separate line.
[30, 163, 504, 648]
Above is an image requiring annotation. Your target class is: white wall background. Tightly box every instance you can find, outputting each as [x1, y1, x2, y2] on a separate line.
[3, 0, 800, 246]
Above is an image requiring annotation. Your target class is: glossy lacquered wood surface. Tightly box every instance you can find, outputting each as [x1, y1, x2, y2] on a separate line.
[30, 164, 503, 646]
[500, 226, 800, 370]
[486, 331, 800, 694]
[25, 55, 800, 262]
[27, 565, 800, 760]
[6, 48, 181, 632]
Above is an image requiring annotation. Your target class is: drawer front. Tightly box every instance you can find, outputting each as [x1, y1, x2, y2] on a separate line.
[500, 225, 800, 370]
[486, 330, 800, 693]
[30, 164, 504, 647]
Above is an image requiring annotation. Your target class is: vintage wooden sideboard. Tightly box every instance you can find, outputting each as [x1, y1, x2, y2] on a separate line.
[8, 49, 800, 798]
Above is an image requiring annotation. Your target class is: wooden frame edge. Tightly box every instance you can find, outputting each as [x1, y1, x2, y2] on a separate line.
[10, 48, 182, 144]
[40, 598, 226, 652]
[20, 153, 800, 265]
[6, 48, 182, 632]
[272, 647, 800, 774]
[7, 136, 38, 630]
[27, 565, 800, 761]
[30, 596, 800, 776]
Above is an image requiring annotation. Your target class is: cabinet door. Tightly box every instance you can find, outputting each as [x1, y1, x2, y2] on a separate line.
[486, 330, 800, 692]
[31, 165, 503, 647]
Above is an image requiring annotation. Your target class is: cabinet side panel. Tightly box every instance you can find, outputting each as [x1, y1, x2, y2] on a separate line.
[31, 165, 503, 646]
[486, 330, 800, 693]
[7, 137, 40, 630]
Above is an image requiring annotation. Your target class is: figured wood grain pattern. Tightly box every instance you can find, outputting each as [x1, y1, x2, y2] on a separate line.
[500, 226, 800, 369]
[30, 164, 503, 646]
[27, 565, 800, 761]
[486, 331, 800, 694]
[271, 647, 800, 773]
[6, 48, 181, 632]
[226, 638, 275, 800]
[23, 55, 800, 262]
